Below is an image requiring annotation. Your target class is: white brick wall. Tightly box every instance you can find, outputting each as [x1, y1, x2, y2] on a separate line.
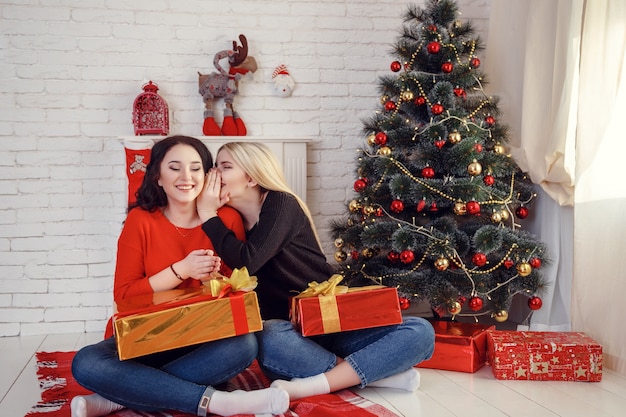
[0, 0, 492, 336]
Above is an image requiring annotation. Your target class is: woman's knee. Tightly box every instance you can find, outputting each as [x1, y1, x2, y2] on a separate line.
[401, 316, 436, 360]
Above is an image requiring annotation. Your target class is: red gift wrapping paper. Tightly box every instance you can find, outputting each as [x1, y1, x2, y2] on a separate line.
[114, 286, 262, 360]
[417, 320, 495, 373]
[291, 287, 403, 337]
[487, 330, 603, 382]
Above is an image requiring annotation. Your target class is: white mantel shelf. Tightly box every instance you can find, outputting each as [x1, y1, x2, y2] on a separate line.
[119, 136, 313, 202]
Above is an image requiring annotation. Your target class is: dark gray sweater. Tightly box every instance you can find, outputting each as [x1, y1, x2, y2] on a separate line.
[202, 191, 335, 320]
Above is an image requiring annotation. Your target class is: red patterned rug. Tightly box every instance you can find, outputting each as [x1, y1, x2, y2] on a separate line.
[27, 351, 398, 417]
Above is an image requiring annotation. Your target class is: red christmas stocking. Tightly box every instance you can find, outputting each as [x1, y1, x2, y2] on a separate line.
[125, 145, 151, 205]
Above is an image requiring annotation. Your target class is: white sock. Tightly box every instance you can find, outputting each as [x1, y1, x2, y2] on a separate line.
[70, 394, 125, 417]
[270, 374, 330, 401]
[368, 368, 421, 392]
[208, 388, 289, 416]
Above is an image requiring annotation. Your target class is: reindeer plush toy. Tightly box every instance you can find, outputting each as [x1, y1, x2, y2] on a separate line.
[198, 34, 258, 136]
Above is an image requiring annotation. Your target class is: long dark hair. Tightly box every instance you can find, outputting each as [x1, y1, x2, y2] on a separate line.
[129, 135, 212, 212]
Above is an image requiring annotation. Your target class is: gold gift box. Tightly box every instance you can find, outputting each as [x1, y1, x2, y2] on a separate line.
[114, 285, 262, 360]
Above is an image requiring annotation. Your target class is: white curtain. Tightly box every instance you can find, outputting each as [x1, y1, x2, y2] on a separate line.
[486, 0, 626, 376]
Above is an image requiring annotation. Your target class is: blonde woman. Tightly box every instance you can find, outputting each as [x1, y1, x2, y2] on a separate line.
[198, 142, 435, 401]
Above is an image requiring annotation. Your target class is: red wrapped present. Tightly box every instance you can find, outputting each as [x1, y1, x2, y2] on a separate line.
[417, 320, 495, 373]
[487, 330, 603, 382]
[114, 268, 262, 360]
[290, 275, 403, 337]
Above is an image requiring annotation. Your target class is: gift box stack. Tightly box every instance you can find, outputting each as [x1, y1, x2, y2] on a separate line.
[114, 268, 262, 360]
[290, 275, 403, 337]
[487, 330, 603, 382]
[417, 320, 495, 373]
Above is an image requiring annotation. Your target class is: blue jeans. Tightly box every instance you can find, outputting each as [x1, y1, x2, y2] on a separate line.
[71, 334, 257, 414]
[256, 316, 435, 388]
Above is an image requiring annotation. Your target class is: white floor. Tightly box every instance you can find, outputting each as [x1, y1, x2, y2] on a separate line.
[2, 332, 626, 417]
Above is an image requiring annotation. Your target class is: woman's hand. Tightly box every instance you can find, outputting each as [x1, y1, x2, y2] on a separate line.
[197, 169, 228, 222]
[180, 249, 222, 282]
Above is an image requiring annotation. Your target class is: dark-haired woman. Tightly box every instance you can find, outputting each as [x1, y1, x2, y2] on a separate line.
[70, 136, 288, 417]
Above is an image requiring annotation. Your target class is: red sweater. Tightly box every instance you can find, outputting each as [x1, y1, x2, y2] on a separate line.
[104, 206, 245, 338]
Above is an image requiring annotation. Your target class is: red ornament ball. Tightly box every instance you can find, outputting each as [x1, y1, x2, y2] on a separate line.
[453, 87, 466, 97]
[470, 57, 481, 68]
[466, 200, 481, 215]
[399, 296, 411, 310]
[483, 175, 495, 186]
[529, 257, 542, 269]
[387, 251, 400, 263]
[414, 96, 426, 106]
[472, 252, 487, 267]
[431, 103, 444, 115]
[421, 166, 435, 178]
[504, 259, 514, 269]
[390, 199, 405, 213]
[516, 206, 529, 219]
[384, 101, 397, 111]
[427, 24, 438, 32]
[485, 115, 496, 126]
[442, 62, 453, 73]
[400, 249, 415, 264]
[435, 139, 446, 149]
[390, 60, 402, 72]
[528, 296, 543, 310]
[427, 41, 441, 54]
[468, 297, 483, 311]
[375, 132, 388, 145]
[474, 143, 483, 152]
[353, 178, 367, 192]
[350, 250, 359, 260]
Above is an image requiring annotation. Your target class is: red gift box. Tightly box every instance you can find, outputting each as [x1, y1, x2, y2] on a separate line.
[291, 286, 402, 337]
[487, 330, 603, 381]
[417, 320, 495, 373]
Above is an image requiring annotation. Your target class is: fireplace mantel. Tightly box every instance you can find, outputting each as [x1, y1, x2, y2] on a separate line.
[121, 136, 312, 202]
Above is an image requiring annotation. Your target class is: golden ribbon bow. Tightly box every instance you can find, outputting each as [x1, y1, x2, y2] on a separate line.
[206, 267, 258, 298]
[295, 274, 349, 298]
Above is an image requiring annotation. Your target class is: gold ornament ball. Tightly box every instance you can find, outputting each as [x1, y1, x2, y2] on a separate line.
[362, 205, 376, 216]
[491, 211, 502, 223]
[448, 301, 462, 315]
[434, 257, 450, 271]
[493, 310, 509, 322]
[349, 199, 361, 212]
[334, 250, 347, 262]
[401, 91, 414, 101]
[334, 238, 344, 248]
[361, 248, 374, 258]
[367, 133, 377, 146]
[468, 160, 483, 176]
[448, 131, 462, 144]
[493, 143, 506, 154]
[378, 146, 391, 156]
[454, 202, 467, 215]
[380, 95, 390, 105]
[500, 209, 510, 221]
[517, 262, 532, 277]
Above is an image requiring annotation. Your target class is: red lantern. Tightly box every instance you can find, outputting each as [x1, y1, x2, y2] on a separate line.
[132, 81, 169, 136]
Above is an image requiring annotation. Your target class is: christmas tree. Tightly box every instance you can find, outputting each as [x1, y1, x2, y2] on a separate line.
[331, 0, 548, 323]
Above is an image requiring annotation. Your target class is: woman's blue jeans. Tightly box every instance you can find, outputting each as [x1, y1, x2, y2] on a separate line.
[71, 334, 257, 414]
[256, 316, 435, 388]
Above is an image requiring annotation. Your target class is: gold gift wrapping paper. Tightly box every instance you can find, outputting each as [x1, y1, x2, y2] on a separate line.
[114, 290, 262, 360]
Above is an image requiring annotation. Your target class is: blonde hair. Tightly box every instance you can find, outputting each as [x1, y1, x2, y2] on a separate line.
[218, 142, 322, 248]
